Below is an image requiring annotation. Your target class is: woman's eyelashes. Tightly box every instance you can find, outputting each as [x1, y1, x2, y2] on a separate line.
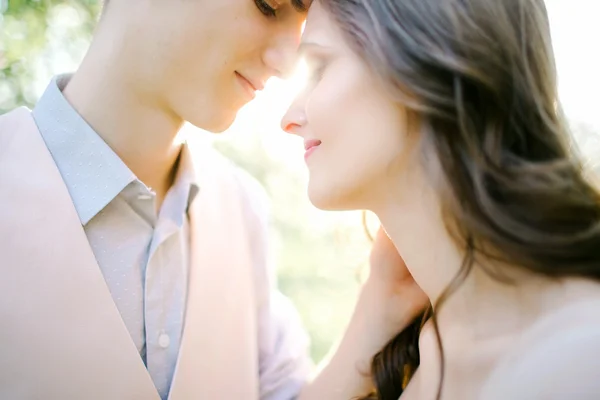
[255, 0, 278, 17]
[300, 45, 332, 86]
[306, 58, 327, 84]
[309, 65, 325, 83]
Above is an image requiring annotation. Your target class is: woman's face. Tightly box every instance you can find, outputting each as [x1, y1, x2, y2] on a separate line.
[281, 2, 420, 211]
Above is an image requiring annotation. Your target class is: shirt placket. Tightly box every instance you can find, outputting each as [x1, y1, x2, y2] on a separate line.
[144, 208, 187, 399]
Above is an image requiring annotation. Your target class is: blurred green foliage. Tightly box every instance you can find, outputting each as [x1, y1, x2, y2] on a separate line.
[1, 1, 101, 112]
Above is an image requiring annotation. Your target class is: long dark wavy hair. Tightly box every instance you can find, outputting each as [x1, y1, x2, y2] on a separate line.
[320, 0, 600, 399]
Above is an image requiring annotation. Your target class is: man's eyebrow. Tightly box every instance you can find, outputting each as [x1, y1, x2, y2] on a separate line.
[291, 0, 311, 13]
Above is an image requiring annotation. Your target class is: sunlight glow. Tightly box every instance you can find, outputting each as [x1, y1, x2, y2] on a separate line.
[208, 58, 311, 172]
[546, 0, 600, 128]
[208, 0, 600, 173]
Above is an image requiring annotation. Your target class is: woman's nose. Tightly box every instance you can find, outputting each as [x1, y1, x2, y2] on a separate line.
[281, 101, 307, 134]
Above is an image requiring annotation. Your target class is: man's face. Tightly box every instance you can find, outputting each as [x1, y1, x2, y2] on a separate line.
[111, 0, 309, 132]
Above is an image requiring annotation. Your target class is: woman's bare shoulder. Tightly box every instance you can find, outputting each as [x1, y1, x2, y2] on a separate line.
[480, 298, 600, 400]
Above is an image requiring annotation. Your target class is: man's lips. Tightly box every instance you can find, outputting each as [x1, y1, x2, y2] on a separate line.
[235, 72, 256, 98]
[235, 72, 264, 92]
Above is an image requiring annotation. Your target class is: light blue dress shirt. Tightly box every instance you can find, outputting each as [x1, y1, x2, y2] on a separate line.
[31, 75, 312, 400]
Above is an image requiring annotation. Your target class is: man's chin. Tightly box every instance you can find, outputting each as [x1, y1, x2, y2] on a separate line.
[186, 109, 238, 134]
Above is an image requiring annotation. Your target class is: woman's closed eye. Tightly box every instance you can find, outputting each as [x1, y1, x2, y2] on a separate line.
[254, 0, 279, 18]
[308, 63, 326, 83]
[298, 42, 332, 85]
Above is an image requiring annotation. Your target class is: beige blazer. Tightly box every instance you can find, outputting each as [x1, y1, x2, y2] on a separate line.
[0, 108, 260, 399]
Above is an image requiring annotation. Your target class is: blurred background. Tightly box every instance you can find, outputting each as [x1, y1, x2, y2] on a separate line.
[1, 0, 599, 364]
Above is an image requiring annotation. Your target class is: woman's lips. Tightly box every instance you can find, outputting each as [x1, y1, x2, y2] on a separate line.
[304, 139, 321, 161]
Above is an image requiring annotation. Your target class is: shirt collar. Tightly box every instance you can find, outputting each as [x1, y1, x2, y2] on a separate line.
[32, 74, 136, 225]
[32, 74, 199, 226]
[167, 142, 200, 227]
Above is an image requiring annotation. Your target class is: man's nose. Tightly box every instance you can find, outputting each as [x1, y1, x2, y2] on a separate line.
[263, 21, 304, 79]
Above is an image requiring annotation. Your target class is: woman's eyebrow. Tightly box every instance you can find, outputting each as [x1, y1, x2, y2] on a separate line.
[298, 41, 329, 55]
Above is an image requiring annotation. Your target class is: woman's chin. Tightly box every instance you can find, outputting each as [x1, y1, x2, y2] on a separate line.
[307, 186, 335, 211]
[307, 185, 359, 212]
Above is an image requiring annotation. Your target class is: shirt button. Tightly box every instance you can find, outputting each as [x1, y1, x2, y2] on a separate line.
[158, 333, 170, 349]
[137, 193, 152, 200]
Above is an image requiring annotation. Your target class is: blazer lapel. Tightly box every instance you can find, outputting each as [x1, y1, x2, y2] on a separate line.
[0, 108, 159, 400]
[168, 141, 260, 399]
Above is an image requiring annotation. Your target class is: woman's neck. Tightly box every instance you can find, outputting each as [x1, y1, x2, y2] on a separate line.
[374, 177, 579, 348]
[375, 174, 600, 378]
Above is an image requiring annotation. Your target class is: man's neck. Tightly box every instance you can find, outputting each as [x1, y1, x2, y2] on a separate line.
[62, 40, 185, 207]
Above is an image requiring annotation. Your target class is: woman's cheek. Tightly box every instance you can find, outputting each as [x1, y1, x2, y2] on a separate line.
[305, 70, 353, 136]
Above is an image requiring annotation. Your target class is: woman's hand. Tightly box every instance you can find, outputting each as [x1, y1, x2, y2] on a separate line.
[298, 226, 429, 400]
[360, 226, 429, 346]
